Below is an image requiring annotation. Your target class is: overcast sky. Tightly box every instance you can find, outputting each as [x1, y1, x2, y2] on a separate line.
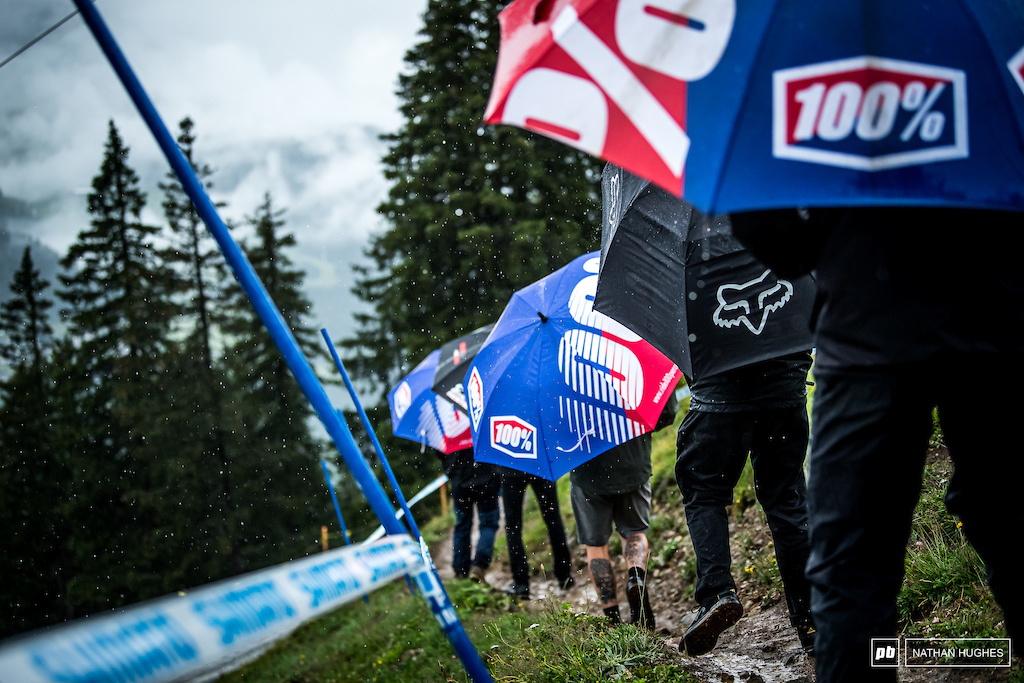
[0, 0, 429, 404]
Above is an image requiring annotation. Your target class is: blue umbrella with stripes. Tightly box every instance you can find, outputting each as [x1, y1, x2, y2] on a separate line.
[462, 252, 681, 481]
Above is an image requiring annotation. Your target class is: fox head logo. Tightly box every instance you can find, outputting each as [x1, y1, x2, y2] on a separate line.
[713, 270, 795, 335]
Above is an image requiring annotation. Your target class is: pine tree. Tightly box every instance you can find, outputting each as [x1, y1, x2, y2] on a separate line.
[343, 0, 603, 395]
[56, 120, 178, 611]
[0, 246, 67, 637]
[156, 117, 239, 587]
[222, 192, 327, 570]
[0, 246, 54, 375]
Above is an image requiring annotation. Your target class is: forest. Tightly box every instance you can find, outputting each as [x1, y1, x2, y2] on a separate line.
[0, 0, 602, 640]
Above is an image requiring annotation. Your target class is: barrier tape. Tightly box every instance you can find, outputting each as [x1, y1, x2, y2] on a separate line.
[0, 536, 424, 683]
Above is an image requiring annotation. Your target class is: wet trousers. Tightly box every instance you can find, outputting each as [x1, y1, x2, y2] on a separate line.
[675, 406, 812, 620]
[452, 488, 499, 577]
[807, 361, 1023, 683]
[502, 474, 573, 587]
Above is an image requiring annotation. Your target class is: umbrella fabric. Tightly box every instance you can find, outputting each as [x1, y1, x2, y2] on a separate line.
[484, 0, 1024, 215]
[388, 350, 474, 454]
[595, 164, 815, 382]
[463, 251, 682, 481]
[432, 324, 495, 411]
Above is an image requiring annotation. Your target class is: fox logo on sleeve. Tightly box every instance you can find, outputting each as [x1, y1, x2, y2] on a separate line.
[713, 269, 796, 335]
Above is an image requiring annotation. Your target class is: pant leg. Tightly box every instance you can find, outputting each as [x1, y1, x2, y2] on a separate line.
[452, 496, 474, 576]
[531, 477, 573, 583]
[806, 367, 932, 683]
[937, 357, 1023, 648]
[502, 478, 530, 586]
[675, 410, 751, 605]
[749, 405, 812, 623]
[473, 492, 500, 569]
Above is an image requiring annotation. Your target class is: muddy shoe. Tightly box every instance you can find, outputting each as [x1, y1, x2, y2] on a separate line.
[626, 575, 655, 630]
[505, 583, 530, 600]
[469, 565, 487, 583]
[679, 591, 742, 656]
[791, 613, 815, 656]
[797, 624, 816, 656]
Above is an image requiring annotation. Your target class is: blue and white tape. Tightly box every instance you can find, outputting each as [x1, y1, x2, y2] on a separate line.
[0, 535, 425, 683]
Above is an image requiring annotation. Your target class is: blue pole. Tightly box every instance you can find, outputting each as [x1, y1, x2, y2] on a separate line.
[72, 3, 493, 680]
[320, 329, 422, 541]
[320, 459, 352, 545]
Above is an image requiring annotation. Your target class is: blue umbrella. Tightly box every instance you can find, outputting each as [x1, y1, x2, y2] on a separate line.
[463, 252, 682, 481]
[486, 0, 1024, 214]
[388, 350, 474, 454]
[684, 0, 1024, 214]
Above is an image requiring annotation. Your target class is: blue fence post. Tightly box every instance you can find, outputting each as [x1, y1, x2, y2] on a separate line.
[320, 330, 422, 540]
[71, 3, 493, 680]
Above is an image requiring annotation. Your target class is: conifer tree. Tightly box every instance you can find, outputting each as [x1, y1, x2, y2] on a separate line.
[157, 117, 239, 586]
[0, 246, 67, 637]
[1, 246, 54, 374]
[343, 0, 603, 395]
[222, 192, 326, 570]
[56, 120, 178, 609]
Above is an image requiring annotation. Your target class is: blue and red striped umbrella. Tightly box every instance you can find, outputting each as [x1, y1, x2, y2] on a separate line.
[463, 252, 681, 481]
[485, 0, 1024, 215]
[388, 350, 474, 454]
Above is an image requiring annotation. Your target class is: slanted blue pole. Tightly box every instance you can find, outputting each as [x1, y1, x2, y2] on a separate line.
[72, 3, 493, 680]
[320, 459, 352, 545]
[320, 329, 422, 541]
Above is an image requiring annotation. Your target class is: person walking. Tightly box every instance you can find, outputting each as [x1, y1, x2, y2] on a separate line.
[439, 448, 501, 581]
[499, 467, 575, 599]
[731, 206, 1024, 682]
[674, 353, 815, 657]
[569, 395, 677, 629]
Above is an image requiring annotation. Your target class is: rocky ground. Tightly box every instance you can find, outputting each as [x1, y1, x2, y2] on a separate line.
[432, 488, 1012, 682]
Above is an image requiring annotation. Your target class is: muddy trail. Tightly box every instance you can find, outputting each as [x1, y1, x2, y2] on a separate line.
[431, 496, 1011, 683]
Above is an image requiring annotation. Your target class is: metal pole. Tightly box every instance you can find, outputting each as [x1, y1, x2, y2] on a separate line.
[320, 329, 422, 540]
[71, 3, 493, 680]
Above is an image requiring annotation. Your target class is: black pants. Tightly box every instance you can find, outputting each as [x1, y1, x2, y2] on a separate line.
[502, 473, 573, 587]
[807, 362, 1023, 682]
[675, 406, 812, 621]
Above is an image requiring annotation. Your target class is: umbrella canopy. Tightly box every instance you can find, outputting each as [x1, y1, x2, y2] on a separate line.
[484, 0, 1024, 214]
[463, 251, 682, 481]
[595, 164, 815, 382]
[432, 324, 495, 411]
[388, 350, 474, 454]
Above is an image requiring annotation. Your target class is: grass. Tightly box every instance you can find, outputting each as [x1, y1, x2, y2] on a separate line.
[216, 576, 697, 683]
[216, 395, 1021, 682]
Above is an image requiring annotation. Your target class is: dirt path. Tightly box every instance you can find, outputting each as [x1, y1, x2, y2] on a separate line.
[432, 506, 1011, 682]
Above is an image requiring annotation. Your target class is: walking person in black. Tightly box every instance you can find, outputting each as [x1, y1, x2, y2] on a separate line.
[499, 468, 574, 599]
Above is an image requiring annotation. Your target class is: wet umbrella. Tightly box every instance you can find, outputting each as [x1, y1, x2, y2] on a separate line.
[463, 251, 681, 481]
[432, 324, 495, 412]
[594, 164, 815, 382]
[388, 349, 474, 454]
[484, 0, 1024, 214]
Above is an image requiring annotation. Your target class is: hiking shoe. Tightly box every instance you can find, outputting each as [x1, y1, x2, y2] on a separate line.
[796, 623, 816, 656]
[791, 613, 815, 656]
[506, 584, 530, 600]
[679, 591, 742, 656]
[558, 574, 576, 591]
[627, 575, 656, 630]
[469, 565, 486, 583]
